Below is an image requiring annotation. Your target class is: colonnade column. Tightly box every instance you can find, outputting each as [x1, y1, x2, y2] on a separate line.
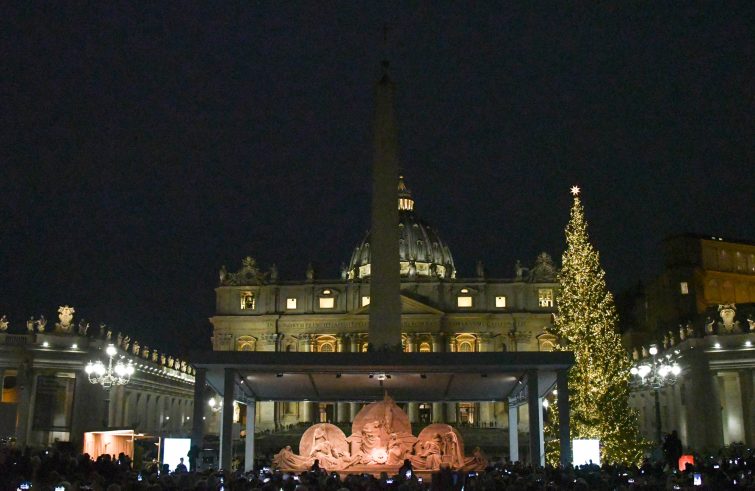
[405, 334, 416, 353]
[334, 332, 348, 422]
[508, 401, 519, 462]
[685, 344, 723, 449]
[299, 335, 315, 423]
[738, 369, 753, 446]
[527, 369, 543, 467]
[191, 368, 207, 452]
[430, 334, 443, 353]
[478, 333, 494, 424]
[432, 403, 444, 423]
[245, 400, 256, 472]
[220, 368, 235, 472]
[445, 403, 457, 423]
[557, 369, 571, 466]
[337, 402, 350, 423]
[407, 403, 418, 423]
[19, 367, 37, 448]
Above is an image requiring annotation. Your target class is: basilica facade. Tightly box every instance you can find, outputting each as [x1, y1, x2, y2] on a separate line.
[210, 177, 560, 431]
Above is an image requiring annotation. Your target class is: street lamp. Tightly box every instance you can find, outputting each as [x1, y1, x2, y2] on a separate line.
[85, 344, 135, 388]
[629, 345, 682, 443]
[85, 344, 134, 428]
[208, 396, 222, 412]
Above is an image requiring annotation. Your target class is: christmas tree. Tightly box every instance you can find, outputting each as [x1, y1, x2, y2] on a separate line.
[547, 185, 646, 465]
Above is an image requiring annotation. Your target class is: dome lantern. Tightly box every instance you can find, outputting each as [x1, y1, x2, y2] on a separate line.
[348, 176, 456, 281]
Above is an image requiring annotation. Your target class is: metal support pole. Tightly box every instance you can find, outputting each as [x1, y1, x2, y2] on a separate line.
[527, 369, 543, 466]
[104, 387, 112, 428]
[508, 402, 519, 462]
[245, 400, 256, 473]
[557, 369, 571, 466]
[654, 388, 662, 443]
[220, 368, 235, 471]
[191, 368, 206, 454]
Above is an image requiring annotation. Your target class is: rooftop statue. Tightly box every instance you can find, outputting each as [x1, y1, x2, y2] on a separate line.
[55, 306, 75, 333]
[220, 257, 268, 286]
[718, 304, 741, 333]
[36, 315, 47, 333]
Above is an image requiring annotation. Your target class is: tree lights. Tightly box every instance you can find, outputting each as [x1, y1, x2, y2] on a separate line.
[547, 186, 646, 465]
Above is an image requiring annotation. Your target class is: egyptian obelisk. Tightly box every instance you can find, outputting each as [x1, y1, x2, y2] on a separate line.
[368, 61, 402, 350]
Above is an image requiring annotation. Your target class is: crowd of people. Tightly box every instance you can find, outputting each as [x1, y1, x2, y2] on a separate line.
[1, 442, 754, 490]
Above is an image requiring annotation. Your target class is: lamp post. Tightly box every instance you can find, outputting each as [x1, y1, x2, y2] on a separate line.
[629, 345, 681, 443]
[208, 396, 222, 412]
[85, 344, 134, 427]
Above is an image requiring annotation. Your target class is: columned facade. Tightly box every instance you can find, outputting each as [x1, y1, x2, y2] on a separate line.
[0, 329, 195, 452]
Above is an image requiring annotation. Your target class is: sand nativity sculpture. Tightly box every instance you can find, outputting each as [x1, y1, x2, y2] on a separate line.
[273, 393, 488, 473]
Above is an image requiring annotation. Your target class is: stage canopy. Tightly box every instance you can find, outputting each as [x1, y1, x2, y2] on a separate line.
[191, 350, 575, 472]
[193, 351, 574, 403]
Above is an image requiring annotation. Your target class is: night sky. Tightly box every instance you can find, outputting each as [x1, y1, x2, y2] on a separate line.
[2, 4, 753, 355]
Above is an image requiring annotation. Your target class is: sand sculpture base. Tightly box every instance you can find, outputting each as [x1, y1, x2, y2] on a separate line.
[273, 393, 487, 473]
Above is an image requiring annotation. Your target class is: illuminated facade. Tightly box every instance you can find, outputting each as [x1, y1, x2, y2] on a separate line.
[0, 316, 196, 450]
[210, 178, 559, 430]
[625, 234, 755, 450]
[632, 234, 755, 335]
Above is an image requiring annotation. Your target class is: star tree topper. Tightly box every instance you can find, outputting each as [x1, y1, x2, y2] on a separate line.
[570, 185, 581, 196]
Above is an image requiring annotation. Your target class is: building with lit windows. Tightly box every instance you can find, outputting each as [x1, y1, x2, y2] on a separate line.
[624, 234, 755, 450]
[210, 175, 560, 431]
[0, 313, 196, 451]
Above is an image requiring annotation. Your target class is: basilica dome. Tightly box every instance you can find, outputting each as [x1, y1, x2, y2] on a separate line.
[347, 177, 456, 280]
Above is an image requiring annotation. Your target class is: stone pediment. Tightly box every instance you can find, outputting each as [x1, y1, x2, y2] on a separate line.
[349, 295, 444, 316]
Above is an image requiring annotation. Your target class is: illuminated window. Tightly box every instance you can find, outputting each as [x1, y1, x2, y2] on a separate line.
[458, 402, 476, 424]
[316, 335, 337, 353]
[286, 298, 297, 309]
[419, 342, 431, 352]
[456, 334, 476, 352]
[362, 296, 371, 306]
[680, 282, 689, 295]
[322, 289, 332, 295]
[538, 289, 554, 307]
[240, 291, 255, 310]
[495, 296, 507, 308]
[537, 334, 556, 352]
[319, 297, 335, 309]
[456, 296, 472, 308]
